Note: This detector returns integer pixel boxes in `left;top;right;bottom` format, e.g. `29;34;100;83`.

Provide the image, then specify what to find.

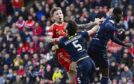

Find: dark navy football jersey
88;17;118;51
59;31;89;62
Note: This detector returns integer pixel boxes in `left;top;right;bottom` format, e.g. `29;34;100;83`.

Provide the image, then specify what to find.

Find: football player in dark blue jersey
58;20;101;84
87;7;133;84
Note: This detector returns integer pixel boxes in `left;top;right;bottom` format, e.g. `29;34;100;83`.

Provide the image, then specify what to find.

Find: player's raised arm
111;33;133;48
39;36;54;43
87;24;100;36
105;22;118;32
77;18;104;29
77;21;96;29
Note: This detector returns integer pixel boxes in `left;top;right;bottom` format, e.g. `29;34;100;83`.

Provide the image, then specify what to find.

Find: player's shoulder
50;23;55;29
50;23;59;30
78;31;87;34
106;17;115;24
104;18;115;27
108;19;115;24
77;31;88;36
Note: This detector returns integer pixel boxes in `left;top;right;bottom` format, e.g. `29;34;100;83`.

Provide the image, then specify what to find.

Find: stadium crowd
0;0;134;84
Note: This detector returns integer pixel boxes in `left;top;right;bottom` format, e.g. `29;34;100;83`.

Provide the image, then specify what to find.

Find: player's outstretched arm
39;36;54;43
111;34;133;48
77;21;96;29
87;25;100;36
105;22;118;32
39;36;61;51
77;18;104;29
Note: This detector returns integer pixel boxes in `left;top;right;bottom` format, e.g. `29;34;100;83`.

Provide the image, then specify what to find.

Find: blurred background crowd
0;0;134;84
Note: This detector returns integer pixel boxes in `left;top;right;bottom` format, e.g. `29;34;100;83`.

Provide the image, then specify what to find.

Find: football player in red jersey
49;7;76;84
42;7;102;84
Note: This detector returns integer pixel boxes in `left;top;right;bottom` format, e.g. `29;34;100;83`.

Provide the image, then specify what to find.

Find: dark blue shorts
77;57;95;84
87;46;108;69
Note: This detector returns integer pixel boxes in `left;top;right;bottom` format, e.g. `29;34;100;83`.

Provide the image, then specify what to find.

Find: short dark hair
112;7;123;22
66;21;77;36
50;7;61;16
113;7;122;15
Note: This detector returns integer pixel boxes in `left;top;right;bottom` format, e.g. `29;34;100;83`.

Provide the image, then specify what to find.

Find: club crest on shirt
55;29;65;36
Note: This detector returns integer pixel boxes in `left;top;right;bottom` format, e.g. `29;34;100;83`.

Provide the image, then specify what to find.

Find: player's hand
118;28;125;35
94;18;105;25
94;18;101;25
41;36;54;43
100;17;106;21
125;43;133;48
52;44;59;51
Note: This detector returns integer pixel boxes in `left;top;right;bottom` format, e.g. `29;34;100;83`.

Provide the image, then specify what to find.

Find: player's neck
55;22;64;25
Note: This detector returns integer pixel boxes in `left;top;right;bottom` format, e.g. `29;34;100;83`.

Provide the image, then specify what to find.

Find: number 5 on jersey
72;40;82;51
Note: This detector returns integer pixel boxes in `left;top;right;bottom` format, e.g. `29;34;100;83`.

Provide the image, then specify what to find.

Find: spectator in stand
121;65;133;83
32;22;43;36
52;67;63;83
0;0;6;20
128;16;134;29
111;0;122;8
24;15;35;32
20;7;28;20
44;64;53;83
12;11;20;23
121;51;133;67
11;0;24;12
109;61;118;80
16;16;25;31
3;53;12;66
4;0;14;15
36;6;45;22
5;15;14;27
0;69;6;84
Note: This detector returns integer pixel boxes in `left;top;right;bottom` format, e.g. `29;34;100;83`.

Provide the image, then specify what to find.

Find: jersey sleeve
110;33;126;46
46;25;54;37
58;38;64;48
51;26;55;38
105;22;118;32
81;31;89;38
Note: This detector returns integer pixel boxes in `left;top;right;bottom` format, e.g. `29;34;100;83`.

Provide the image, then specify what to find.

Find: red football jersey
51;22;72;71
51;22;67;38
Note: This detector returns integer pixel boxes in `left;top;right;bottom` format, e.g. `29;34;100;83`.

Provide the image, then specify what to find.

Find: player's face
53;10;64;24
116;13;122;23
